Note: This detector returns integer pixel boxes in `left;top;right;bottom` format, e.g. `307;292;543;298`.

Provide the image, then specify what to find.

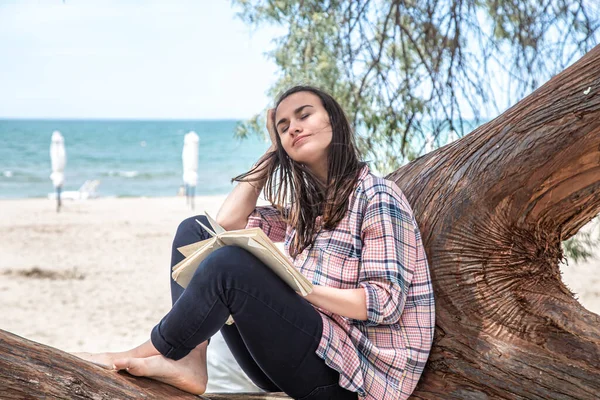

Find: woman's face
274;91;333;169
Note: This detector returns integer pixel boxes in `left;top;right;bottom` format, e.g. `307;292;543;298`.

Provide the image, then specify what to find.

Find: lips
292;134;311;147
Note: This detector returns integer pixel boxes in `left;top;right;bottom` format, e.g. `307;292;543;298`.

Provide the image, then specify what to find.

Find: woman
76;86;435;399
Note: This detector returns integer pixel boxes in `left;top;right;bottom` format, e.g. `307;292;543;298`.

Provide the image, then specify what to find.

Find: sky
0;0;285;119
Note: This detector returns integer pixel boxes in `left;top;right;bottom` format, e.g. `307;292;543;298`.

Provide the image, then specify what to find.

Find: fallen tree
390;45;600;399
0;328;286;399
1;45;599;400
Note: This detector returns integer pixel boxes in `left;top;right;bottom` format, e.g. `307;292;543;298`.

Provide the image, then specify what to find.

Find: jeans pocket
297;382;357;400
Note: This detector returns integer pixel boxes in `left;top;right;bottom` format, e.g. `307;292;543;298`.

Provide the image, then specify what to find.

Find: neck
307;158;328;185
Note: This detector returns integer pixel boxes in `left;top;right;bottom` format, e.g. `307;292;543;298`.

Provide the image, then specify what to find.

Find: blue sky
0;0;284;119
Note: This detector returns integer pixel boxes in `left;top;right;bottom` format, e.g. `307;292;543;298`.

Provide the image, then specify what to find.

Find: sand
559;219;600;312
0;196;598;372
0;196;228;353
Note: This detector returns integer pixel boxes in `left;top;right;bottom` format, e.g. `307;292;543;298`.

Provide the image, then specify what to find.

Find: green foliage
232;0;600;260
233;0;598;174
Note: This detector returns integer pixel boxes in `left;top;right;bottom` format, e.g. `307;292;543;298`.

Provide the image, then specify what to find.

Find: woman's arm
304;286;368;321
355;188;417;326
305;186;418;324
216;110;277;230
216;147;275;230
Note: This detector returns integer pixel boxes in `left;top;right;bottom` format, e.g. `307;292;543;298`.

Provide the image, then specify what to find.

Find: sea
0;119;271;199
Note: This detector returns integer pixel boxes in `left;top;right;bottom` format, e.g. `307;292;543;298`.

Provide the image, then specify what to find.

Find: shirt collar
357;164;370;182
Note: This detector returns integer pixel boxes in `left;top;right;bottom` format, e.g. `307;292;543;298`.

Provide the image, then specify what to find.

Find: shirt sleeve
245;205;288;243
358;187;417;326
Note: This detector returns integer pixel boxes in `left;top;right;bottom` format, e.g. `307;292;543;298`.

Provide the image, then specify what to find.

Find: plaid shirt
246;166;435;399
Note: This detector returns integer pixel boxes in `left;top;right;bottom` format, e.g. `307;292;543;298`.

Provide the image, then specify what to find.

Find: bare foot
113;342;208;395
71;352;118;370
72;340;160;370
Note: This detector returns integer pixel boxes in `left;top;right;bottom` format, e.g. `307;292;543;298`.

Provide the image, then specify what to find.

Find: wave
0;119;268;197
101;170;177;180
0;170;46;182
104;170;139;178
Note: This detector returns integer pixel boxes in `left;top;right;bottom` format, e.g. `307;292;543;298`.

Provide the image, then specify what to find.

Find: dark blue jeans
150;216;357;400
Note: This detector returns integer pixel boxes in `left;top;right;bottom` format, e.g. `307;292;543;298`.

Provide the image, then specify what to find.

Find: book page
221;230;293;275
172;214;305;324
179;213;229;257
172;237;223;288
235;229;312;295
273;242;285;255
172;226;313;296
220;232;312;296
204;211;226;234
195;219;217;237
221;234;307;294
177;237;214;258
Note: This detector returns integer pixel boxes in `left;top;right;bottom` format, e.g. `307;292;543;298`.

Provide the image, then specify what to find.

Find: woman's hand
217;110;279;230
253;108;278;168
266;108;277;153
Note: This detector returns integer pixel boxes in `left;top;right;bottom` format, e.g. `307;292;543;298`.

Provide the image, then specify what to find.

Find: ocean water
0;119;270;198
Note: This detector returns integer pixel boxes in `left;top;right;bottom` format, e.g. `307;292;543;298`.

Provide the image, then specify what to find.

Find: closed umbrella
50;130;66;212
182;131;199;210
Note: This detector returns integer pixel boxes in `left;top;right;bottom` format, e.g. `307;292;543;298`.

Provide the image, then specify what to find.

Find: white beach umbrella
50;130;66;212
182;131;199;209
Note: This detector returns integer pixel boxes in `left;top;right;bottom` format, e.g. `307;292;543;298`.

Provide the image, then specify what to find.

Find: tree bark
0;329;287;399
387;45;600;399
1;46;599;400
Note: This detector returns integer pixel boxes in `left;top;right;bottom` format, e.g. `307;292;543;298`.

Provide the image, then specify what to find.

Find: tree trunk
0;329;286;399
387;45;600;399
1;47;599;399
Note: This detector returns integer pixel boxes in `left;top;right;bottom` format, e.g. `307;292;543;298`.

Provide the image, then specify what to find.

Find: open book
171;212;313;298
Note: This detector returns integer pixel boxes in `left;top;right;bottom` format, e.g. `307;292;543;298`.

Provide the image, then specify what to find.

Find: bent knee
191;246;281;292
173;215;210;247
176;215;208;235
204;246;252;267
200;246;256;277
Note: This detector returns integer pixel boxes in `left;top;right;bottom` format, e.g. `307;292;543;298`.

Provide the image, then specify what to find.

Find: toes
113;358;131;371
114;358;146;376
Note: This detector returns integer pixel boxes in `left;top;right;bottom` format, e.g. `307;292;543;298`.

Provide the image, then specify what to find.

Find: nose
288;119;302;135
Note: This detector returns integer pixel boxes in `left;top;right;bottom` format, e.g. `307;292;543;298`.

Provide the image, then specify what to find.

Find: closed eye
280;114;310;134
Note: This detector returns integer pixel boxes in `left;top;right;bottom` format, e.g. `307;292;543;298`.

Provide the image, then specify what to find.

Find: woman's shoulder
352;166;417;227
355;165;407;204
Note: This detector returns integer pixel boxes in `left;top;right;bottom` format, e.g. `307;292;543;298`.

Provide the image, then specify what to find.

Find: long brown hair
234;86;365;258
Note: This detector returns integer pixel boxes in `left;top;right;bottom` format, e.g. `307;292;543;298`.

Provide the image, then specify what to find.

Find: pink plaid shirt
246;165;435;399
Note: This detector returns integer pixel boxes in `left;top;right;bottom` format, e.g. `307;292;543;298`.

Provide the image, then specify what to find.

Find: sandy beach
1;196;598;373
0;196;229;354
